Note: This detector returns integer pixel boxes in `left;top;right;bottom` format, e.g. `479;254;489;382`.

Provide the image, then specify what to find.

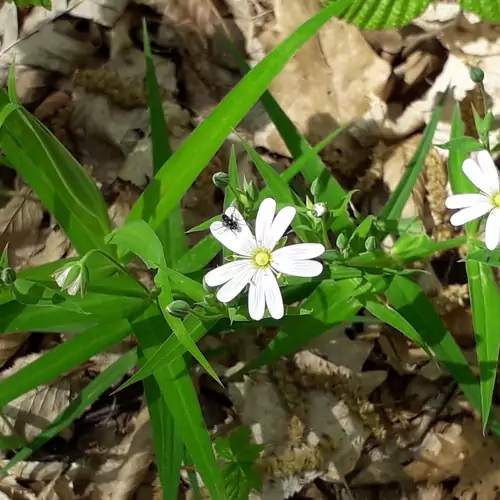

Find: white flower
52;263;87;297
205;198;325;320
445;150;500;250
312;202;327;218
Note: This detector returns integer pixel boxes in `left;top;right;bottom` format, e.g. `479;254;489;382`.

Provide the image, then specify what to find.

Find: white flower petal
216;266;256;303
210;221;256;256
204;260;252;287
54;267;71;288
272;258;323;277
272;243;325;260
248;271;265;320
462;158;495;195
66;275;82;296
224;205;254;243
449;202;492;226
485;207;500;250
256;198;276;246
263;271;283;319
445;193;491;209
267;206;296;249
477;150;500;195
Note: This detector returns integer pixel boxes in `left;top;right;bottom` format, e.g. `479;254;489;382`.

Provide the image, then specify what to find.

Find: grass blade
122;0;353;254
385;275;483;411
143;21;187;266
0;320;131;407
380;90;447;220
142;370;183;498
131;307;225;500
466;259;500;428
0;349;138;479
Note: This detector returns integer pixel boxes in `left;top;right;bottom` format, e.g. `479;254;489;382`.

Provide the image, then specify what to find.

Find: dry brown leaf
0;353;73;442
0;187;45;270
87;406;155;500
0;333;30;371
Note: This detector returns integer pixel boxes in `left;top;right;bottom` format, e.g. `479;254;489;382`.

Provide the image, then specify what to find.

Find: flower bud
212;172;230;189
244;180;258;202
469;66;484;83
365;236;377;252
0;267;16;285
52;263;88;297
336;233;347;250
166;300;191;318
312;202;327;218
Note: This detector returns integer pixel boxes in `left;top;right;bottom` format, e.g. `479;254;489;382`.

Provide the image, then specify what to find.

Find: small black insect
222;213;240;232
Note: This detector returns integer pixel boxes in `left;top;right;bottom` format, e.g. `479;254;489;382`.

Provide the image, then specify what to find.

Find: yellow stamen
254;250;271;268
493;193;500;207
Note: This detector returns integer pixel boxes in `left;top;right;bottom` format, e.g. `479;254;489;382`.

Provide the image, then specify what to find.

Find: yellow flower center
493;193;500;207
253;250;271;268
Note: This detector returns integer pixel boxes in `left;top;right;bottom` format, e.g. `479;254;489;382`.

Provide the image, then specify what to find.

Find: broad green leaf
0;92;111;254
0;276;148;333
108;220;218;382
12;279;87;314
0;349;137;479
122;0;353;256
0;320;131;407
385;275;483;412
380;90;447;221
215;427;263;500
131;307;225;500
143;22;187;266
107;220;167;270
461;0;500;23
391;234;467;262
327;0;432;28
142;363;183;499
466;259;500;428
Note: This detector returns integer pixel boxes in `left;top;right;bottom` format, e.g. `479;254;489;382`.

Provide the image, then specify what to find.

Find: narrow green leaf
142;366;183;499
0;94;111;254
380;90;447;220
122;0;353;255
436;136;484;152
0;320;131;407
143;21;187;266
391;234;467;262
466;259;500;428
7;62;20;105
0;349;138;479
131;307;225;500
225;38;353;233
385;275;483;412
174;236;221;275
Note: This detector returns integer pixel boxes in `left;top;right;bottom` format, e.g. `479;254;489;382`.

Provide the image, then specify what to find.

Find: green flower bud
310;178;321;198
365;236;377;252
212;172;230;189
245;180;258;202
469;66;485;83
0;267;16;285
166;300;191;318
336;233;347;250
